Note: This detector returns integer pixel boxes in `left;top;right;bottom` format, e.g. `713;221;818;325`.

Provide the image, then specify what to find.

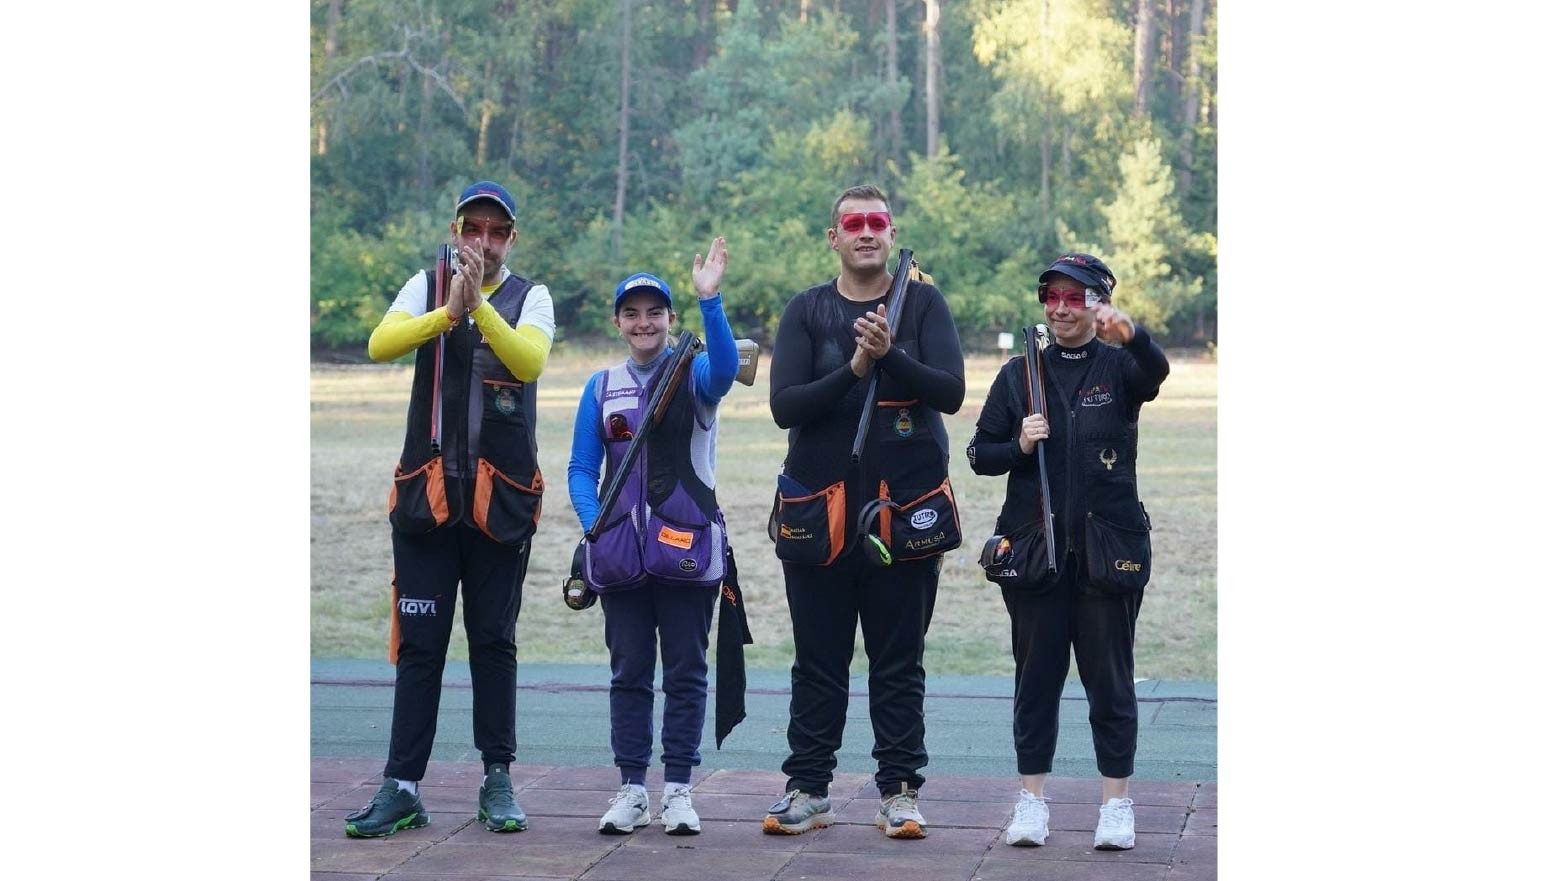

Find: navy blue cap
614;272;673;313
1038;253;1117;298
455;181;517;220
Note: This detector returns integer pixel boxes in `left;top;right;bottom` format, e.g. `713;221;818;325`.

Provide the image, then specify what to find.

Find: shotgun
1023;324;1058;577
849;248;916;464
429;244;455;456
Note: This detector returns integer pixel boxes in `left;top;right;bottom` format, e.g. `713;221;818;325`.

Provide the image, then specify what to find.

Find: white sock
626;783;648;797
394;779;418;796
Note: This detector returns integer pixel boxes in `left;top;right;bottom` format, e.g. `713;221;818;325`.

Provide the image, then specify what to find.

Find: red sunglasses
837;212;892;234
1037;284;1101;310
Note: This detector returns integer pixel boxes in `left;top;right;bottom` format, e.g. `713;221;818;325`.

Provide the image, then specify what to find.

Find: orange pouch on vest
772;481;846;567
472;459;544;546
389;456;451;534
879;477;963;561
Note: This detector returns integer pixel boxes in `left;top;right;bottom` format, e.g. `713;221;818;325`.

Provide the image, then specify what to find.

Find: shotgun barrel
1024;324;1058;576
849;248;915;464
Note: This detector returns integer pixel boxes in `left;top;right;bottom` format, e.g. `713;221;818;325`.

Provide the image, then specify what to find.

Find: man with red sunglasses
763;185;966;839
347;182;556;839
965;252;1169;851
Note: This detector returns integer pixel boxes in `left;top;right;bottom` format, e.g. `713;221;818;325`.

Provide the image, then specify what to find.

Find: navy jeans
599;581;718;785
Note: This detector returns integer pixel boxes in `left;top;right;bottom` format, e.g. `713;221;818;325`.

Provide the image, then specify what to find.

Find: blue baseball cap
613;272;673;313
455;181;517;220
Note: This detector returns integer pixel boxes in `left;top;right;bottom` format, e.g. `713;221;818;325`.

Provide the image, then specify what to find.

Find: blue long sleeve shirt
568;294;738;533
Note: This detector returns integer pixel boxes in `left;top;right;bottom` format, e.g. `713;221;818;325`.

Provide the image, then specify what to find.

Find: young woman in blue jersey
566;237;741;836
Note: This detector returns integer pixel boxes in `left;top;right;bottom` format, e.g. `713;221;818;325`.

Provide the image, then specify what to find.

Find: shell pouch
1082;506;1153;594
772;480;846;567
389;456;451;534
875;478;962;562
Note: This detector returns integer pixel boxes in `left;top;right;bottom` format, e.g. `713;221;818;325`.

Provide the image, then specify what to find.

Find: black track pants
384;522;528;781
780;552;940;797
1000;565;1143;778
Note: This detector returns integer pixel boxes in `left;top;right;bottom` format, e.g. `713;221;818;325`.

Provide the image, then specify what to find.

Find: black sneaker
344;780;430;838
479;765;528;832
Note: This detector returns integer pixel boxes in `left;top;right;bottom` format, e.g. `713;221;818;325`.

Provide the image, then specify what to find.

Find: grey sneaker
1004;790;1049;846
598;784;651;834
659;783;701;835
1093;797;1136;849
478;765;528;832
761;789;834;835
875;788;928;839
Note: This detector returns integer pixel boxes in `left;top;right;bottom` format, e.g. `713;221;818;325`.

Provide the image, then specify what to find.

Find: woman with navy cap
566;238;741;836
966;253;1169;851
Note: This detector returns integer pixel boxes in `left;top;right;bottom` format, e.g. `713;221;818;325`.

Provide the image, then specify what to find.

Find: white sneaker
1093;797;1136;849
598;784;651;834
659;783;701;835
875;788;928;839
1004;790;1049;846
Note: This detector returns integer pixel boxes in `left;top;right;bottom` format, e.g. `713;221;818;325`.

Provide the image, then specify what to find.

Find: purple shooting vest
582;358;727;592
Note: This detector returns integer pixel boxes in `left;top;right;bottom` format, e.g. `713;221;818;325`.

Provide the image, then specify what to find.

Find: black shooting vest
781;280;954;558
390;269;542;545
997;340;1148;566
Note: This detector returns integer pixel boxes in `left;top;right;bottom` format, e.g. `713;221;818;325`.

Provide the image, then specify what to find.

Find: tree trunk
885;0;900;165
694;0;714;70
476;59;494;167
800;0;810;22
613;0;633;257
1039;133;1051;217
1133;0;1157;118
1177;0;1207;195
1166;0;1185;109
416;65;433;196
1038;0;1050;215
316;0;342;156
923;0;940;158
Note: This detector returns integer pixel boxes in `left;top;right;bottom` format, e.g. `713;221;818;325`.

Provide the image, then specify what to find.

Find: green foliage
311;0;1217;352
1097;138;1203;335
311;206;441;348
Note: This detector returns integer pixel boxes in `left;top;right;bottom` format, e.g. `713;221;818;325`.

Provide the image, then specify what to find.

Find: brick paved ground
311;758;1216;880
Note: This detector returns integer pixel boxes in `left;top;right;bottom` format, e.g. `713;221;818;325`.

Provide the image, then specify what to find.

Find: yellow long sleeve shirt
367;276;553;382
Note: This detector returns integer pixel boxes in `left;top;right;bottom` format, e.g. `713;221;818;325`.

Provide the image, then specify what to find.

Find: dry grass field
311;346;1216;679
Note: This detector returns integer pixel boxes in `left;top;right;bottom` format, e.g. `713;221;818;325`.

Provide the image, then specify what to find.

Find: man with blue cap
567;238;742;835
345;181;555;838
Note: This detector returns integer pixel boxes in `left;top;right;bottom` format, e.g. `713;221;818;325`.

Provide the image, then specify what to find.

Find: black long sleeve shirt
770;278;966;539
967;327;1169;556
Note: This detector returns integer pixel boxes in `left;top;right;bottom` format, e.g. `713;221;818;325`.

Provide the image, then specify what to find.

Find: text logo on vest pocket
398;597;438;616
679;559;699;572
905;531;947;552
657;526;695;549
1115;560;1143;572
909;509;938;530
